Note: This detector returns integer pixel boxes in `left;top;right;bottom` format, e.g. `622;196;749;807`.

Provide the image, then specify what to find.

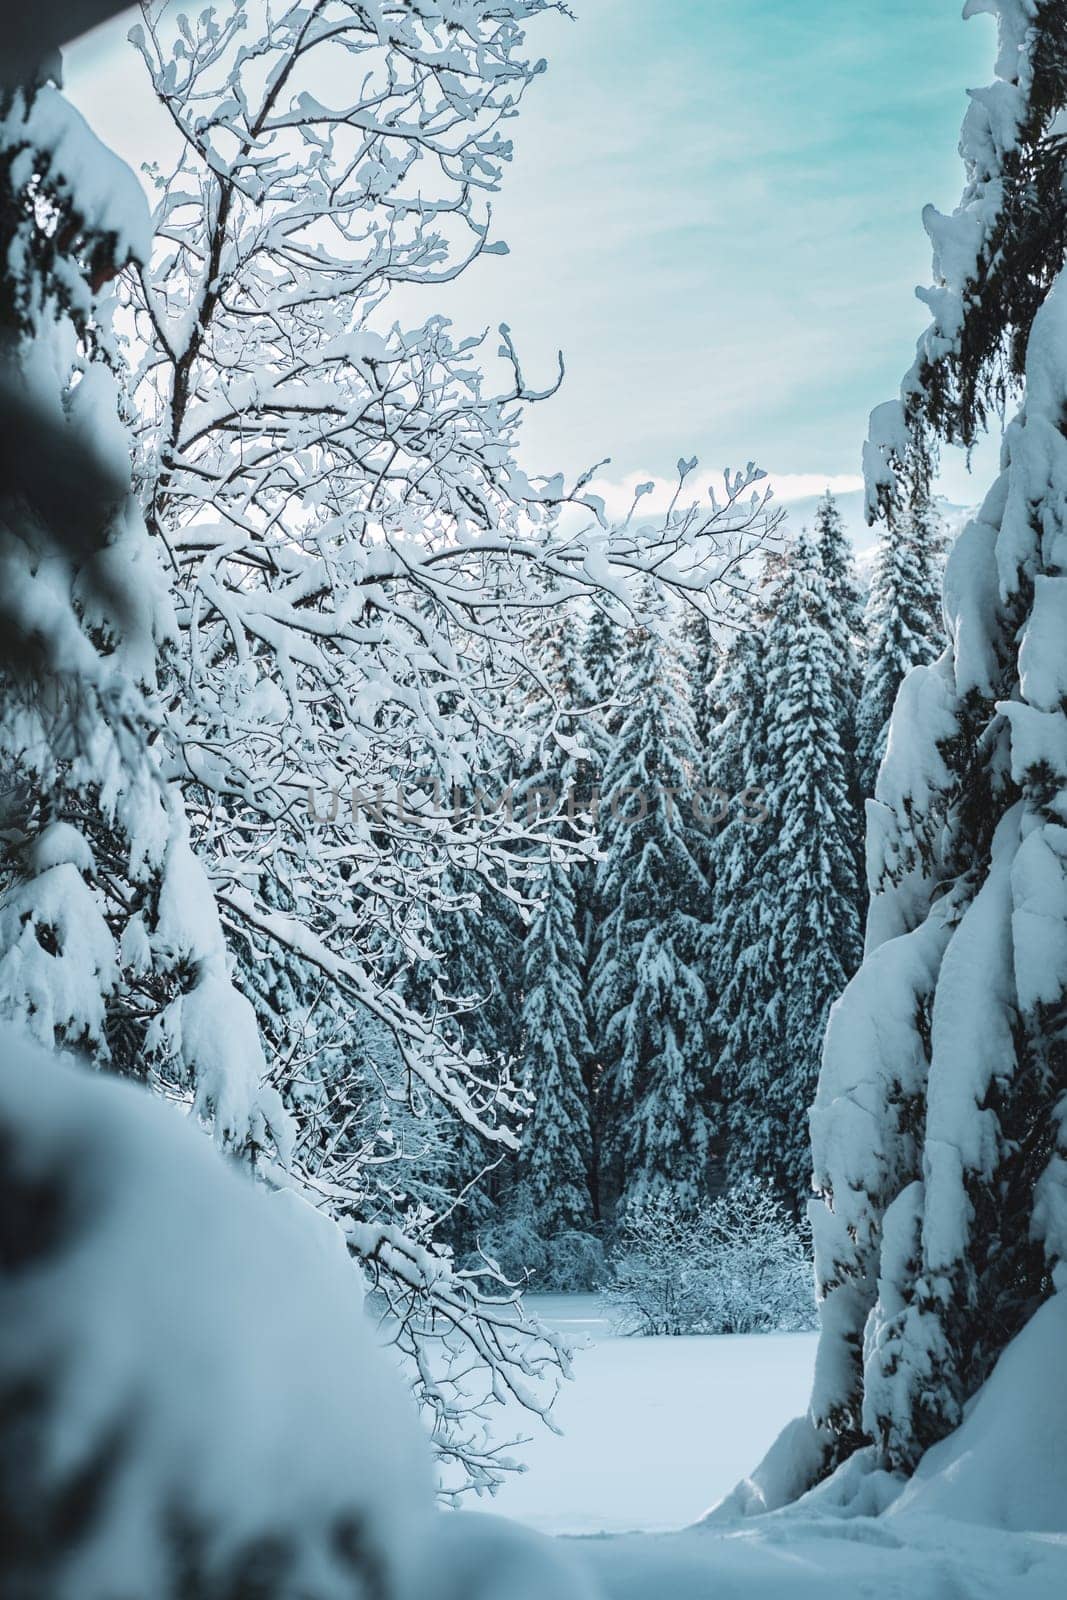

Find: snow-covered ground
454;1292;1067;1599
476;1294;816;1536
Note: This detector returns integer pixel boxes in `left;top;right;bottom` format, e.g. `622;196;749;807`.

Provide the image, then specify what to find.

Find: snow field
472;1294;818;1535
451;1292;1067;1597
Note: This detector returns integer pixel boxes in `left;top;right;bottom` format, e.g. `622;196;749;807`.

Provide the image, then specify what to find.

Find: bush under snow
603;1181;816;1337
475;1183;606;1292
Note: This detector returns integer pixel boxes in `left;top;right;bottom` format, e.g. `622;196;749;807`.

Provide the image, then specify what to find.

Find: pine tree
779;0;1067;1495
579;604;625;933
583;606;625;742
518;854;595;1241
682;608;719;756
856;486;947;794
713;540;863;1206
509;605;599;1243
813;491;865;886
761;535;863;1197
705;605;776;1195
815;490;865;647
0;61;288;1160
590;603;713;1213
427;859;525;1254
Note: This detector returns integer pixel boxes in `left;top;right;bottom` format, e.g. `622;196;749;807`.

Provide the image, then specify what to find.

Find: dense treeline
441;491;947;1283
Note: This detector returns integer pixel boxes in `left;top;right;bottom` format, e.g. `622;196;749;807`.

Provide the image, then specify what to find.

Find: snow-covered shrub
541;1228;608;1293
604;1181;815;1337
703;1179;817;1335
602;1193;712;1336
477;1188;605;1292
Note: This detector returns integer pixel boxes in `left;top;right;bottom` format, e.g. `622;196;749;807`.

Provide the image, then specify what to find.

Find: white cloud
761;472;865;503
583;468;863;521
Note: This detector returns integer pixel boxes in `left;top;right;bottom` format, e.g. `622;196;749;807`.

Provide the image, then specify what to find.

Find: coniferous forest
4;3;1067;1598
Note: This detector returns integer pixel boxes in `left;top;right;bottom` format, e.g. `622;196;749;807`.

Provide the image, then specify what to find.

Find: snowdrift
706;1283;1067;1539
889;1289;1067;1534
5;1029;1064;1600
0;1032;431;1598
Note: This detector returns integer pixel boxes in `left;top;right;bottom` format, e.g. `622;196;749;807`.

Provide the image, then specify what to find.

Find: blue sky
67;0;1001;511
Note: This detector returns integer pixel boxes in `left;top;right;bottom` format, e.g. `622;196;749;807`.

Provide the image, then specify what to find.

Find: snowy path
473;1293;817;1535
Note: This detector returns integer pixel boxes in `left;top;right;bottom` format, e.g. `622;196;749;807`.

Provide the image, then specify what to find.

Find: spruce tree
856;487;947;795
0;61;288;1160
705;606;776;1195
813;491;865;888
572;605;627;1210
583;606;624;745
762;535;863;1198
775;0;1067;1495
579;604;625;921
511;605;598;1242
411;858;524;1255
518;854;595;1243
682;608;719;755
590;604;713;1213
815;490;866;647
713;540;863;1206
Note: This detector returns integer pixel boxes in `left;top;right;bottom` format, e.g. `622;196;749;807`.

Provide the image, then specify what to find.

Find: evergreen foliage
519;855;595;1241
857;488;947;795
797;0;1067;1493
512;606;598;1255
682;608;719;756
705;616;775;1193
590;606;713;1213
0;63;289;1159
712;539;863;1205
814;491;866;651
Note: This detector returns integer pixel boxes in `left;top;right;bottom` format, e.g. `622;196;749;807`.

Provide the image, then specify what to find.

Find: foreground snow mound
0;1032;432;1599
580;1512;1067;1600
890;1289;1067;1533
422;1514;598;1600
707;1288;1067;1540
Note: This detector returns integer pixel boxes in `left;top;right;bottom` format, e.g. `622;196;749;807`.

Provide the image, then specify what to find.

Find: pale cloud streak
584;469;863;523
65;2;995;506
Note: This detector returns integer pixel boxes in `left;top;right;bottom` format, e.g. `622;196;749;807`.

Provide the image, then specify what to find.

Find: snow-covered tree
120;1;773;1128
0;56;289;1159
518;854;595;1245
712;538;862;1205
513;597;599;1223
705;602;776;1191
682;607;719;755
757;534;862;1201
814;489;865;647
813;491;865;889
418;859;525;1253
777;0;1067;1494
583;606;625;741
102;2;778;1491
590;601;714;1213
576;604;625;1081
856;486;947;795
